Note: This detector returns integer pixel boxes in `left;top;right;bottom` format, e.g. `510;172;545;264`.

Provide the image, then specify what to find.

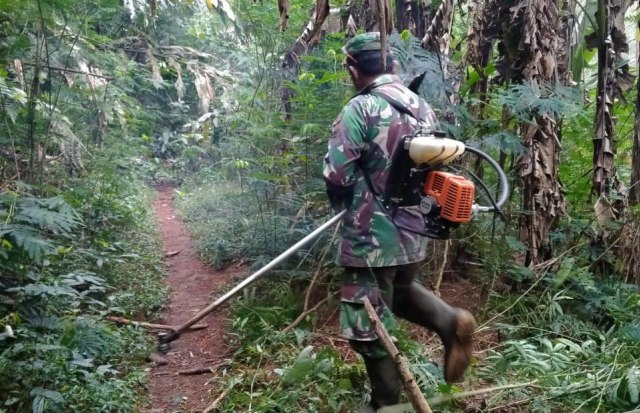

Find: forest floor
146;187;245;413
146;187;487;412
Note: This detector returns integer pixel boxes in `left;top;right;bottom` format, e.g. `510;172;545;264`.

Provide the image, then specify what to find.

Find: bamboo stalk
362;297;433;413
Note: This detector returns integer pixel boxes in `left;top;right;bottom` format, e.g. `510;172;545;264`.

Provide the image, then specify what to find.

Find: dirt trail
147;187;243;413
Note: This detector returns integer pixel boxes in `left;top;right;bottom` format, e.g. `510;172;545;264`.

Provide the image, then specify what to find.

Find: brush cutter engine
380;130;505;239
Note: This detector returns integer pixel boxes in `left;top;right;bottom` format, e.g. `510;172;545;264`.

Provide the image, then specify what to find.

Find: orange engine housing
424;171;475;223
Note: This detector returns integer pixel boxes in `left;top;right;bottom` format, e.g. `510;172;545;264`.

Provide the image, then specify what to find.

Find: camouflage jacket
323;74;440;267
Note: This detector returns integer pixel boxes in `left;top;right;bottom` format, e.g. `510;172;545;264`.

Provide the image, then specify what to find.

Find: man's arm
323;102;367;211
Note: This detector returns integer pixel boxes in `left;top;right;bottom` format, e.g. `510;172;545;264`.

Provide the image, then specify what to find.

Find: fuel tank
407;135;465;165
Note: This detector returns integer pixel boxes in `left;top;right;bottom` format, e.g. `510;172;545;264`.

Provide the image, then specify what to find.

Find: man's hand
326;182;354;212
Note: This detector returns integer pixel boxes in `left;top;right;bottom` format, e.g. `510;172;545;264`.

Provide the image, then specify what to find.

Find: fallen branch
106;316;208;331
363;297;433;413
431;381;537;405
282;292;338;333
378;381;537;413
21;62;114;80
203;384;234;413
177;362;228;375
487;382;599;412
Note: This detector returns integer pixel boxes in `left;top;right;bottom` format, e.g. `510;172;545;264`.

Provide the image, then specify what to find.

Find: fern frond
0;77;28;124
0;223;53;262
495;82;583;121
14;196;82;235
0;195;81;261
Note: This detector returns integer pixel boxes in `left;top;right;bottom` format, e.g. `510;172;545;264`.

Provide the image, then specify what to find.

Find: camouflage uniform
323;33;440;355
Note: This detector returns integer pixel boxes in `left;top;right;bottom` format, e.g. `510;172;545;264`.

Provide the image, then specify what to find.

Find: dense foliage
1;0;640;412
0;1;187;411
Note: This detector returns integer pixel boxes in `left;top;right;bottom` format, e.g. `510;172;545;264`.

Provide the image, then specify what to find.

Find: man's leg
341;267;403;411
391;263;477;383
351;341;402;411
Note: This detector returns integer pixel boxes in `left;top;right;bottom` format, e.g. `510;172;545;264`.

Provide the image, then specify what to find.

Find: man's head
343;32;397;90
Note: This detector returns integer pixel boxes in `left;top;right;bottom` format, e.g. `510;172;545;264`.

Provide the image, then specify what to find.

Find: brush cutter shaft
170;210;347;337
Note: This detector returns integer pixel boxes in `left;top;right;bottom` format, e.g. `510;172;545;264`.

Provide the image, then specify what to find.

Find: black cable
464;146;510;210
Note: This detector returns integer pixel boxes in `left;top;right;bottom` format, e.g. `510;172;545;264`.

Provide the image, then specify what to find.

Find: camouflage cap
342;32;389;56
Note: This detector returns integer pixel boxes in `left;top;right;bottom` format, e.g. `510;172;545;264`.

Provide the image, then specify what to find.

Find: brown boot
392;282;477;383
443;309;476;383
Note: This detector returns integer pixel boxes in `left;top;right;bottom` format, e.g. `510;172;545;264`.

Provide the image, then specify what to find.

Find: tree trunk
279;0;330;121
346;0;377;32
592;0;616;197
514;0;565;265
556;0;575;85
395;0;427;38
464;0;496;119
632;21;640;205
590;0;633;197
421;0;454;55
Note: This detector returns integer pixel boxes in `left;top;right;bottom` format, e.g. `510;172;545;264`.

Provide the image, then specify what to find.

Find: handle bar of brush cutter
159;210;347;345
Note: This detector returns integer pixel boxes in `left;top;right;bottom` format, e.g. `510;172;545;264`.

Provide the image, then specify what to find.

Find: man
323;32;477;412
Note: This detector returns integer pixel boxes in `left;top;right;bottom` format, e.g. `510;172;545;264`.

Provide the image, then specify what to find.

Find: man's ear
348;65;360;84
391;60;400;75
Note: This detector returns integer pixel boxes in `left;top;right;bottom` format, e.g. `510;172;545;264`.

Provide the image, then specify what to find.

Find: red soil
146;187;244;413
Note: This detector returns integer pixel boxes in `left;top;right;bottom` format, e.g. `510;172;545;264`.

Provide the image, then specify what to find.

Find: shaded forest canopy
1;0;640;412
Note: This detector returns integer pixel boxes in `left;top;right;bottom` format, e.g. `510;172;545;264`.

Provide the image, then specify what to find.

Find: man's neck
355;74;396;95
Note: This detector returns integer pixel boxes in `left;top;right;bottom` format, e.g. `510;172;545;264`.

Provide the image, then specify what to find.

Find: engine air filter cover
424;171;475;223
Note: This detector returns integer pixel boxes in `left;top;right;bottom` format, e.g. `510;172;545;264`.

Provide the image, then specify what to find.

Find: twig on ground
303;224;340;311
281;225;339;334
430;381;537;405
477;267;548;331
177;361;228;375
203;384;234;413
106;316;207;331
363;297;433;413
489;382;600;412
378;381;538;413
282;292;338;333
434;240;450;297
594;346;622;413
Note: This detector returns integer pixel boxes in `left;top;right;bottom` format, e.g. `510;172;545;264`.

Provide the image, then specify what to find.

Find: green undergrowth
176;175;481;412
178;172;640;412
203;278;450;412
473;270;640;412
0;160;167;413
176;170;327;270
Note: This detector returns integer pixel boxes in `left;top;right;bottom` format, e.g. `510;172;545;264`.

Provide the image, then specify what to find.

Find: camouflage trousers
340;261;426;359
